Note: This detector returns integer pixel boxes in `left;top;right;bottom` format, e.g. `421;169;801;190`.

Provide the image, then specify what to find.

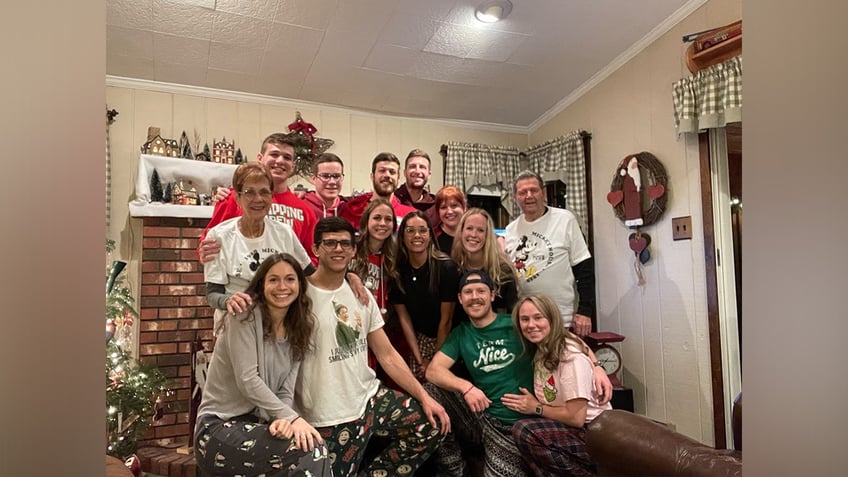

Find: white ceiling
107;0;701;128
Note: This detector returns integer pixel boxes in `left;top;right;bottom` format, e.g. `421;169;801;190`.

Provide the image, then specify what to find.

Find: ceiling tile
328;0;394;34
393;0;457;21
209;42;263;74
273;0;339;30
211;10;273;49
206;68;257;92
154;60;208;86
107;26;154;59
423;22;473;58
215;0;278;19
265;23;323;58
364;44;418;75
466;29;527;62
151;0;215;40
107;54;156;80
312;27;374;67
175;0;215;8
153;33;210;69
376;12;439;50
107;0;153;30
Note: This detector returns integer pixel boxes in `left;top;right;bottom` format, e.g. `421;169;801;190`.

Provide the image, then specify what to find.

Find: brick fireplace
137;216;214;448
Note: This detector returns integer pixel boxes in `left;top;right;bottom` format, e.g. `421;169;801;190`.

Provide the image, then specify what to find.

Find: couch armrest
586;410;741;477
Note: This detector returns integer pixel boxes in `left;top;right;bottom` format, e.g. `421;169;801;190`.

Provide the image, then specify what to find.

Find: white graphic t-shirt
204;217;311;331
295;281;384;427
504;207;591;325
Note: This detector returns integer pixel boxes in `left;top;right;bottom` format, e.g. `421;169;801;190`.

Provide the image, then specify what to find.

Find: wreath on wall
607;152;668;227
606;152;668;285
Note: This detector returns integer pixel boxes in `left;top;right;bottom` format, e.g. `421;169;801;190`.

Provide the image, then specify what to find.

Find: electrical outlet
672;216;693;240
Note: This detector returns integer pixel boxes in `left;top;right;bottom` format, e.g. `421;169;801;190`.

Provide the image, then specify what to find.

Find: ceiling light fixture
475;0;513;23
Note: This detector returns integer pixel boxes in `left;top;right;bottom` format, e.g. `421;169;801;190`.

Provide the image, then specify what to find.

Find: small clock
585;331;625;388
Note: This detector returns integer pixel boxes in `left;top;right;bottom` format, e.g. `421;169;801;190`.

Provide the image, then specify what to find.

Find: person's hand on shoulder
593;366;613;405
198;238;221;263
212;186;231;205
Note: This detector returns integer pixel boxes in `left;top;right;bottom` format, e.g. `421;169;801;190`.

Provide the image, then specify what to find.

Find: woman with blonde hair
502;294;611;476
451;208;518;314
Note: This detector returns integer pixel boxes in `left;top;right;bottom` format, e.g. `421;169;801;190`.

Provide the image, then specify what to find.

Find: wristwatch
534;403;544;416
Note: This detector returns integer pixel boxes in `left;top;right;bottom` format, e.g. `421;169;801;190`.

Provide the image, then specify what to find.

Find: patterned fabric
317;384;444;477
673;56;743;136
524;131;590;237
194;413;332;477
424;382;530;477
444;142;522;218
409;332;437;378
511;417;597;477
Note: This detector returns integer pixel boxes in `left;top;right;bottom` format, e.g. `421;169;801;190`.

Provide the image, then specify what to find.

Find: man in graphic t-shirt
503;170;596;336
295;216;450;477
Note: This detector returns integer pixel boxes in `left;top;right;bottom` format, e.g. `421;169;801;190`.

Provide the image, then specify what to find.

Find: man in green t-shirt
426;269;533;477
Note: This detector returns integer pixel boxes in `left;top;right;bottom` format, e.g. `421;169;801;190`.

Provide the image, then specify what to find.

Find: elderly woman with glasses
389;210;461;380
204;163;313;337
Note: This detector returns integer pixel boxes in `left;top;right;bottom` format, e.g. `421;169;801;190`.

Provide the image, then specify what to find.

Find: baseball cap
458;269;494;291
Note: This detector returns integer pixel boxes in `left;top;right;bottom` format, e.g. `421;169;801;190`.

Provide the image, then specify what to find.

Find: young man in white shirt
295;216;450;476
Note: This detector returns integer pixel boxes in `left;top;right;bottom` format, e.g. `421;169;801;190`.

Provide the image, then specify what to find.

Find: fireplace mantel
129;154;238;218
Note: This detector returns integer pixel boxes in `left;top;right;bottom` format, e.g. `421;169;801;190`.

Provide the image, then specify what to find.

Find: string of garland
609;151;668;226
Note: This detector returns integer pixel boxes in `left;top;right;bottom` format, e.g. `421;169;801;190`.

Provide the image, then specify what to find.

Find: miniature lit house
173;180;199;205
141;126;179;157
212;138;235;164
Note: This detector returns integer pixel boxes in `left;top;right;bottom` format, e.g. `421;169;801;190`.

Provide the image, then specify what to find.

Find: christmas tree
163;182;173;203
234;148;244;164
149;169;164;202
179;131;193;159
202;144;211;161
106;239;168;459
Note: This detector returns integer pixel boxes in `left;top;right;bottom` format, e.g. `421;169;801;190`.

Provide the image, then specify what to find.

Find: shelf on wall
685;35;741;74
129;154;238;218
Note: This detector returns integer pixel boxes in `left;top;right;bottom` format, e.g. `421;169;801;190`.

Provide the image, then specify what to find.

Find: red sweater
339;192;417;230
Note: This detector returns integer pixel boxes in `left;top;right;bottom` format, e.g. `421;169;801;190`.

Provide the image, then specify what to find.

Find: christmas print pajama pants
317;384;445;477
511;416;597;477
194;413;332;476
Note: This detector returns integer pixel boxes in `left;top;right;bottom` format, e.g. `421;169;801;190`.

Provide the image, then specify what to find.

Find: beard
373;179;396;197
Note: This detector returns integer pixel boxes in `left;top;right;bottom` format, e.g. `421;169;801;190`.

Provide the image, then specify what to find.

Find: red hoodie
302;190;347;219
339;192;417;231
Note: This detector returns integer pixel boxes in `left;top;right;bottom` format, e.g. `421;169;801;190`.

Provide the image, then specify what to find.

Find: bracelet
291;416;301;424
462;384;475;396
593;360;603;367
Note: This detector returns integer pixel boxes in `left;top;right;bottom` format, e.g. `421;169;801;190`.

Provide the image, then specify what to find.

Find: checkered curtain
444;142;522;218
673;56;742;136
525;131;589;235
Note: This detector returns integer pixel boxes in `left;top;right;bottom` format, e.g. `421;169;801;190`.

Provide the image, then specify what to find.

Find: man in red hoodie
302;152;348;219
339;152;417;231
197;133;318;262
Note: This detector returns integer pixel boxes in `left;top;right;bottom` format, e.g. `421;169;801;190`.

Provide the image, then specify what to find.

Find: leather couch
586;394;741;477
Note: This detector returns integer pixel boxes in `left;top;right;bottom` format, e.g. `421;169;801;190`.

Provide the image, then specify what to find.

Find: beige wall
530;0;741;444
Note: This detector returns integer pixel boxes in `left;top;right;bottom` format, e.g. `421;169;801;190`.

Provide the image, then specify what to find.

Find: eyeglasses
319;239;353;250
239;188;273;199
404;227;430;236
315;173;344;182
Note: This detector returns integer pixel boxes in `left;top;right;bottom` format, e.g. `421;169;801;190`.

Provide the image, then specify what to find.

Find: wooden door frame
698;131;728;449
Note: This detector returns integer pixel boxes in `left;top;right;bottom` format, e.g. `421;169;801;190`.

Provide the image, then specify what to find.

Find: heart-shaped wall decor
647;184;665;200
607;190;624;206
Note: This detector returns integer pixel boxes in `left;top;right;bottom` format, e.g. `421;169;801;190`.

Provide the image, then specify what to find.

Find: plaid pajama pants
511;417;597;476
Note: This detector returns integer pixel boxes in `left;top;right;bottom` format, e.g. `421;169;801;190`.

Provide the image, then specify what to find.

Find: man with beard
426;269;613;476
395;148;439;227
197;133;318;262
339;152;417;231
